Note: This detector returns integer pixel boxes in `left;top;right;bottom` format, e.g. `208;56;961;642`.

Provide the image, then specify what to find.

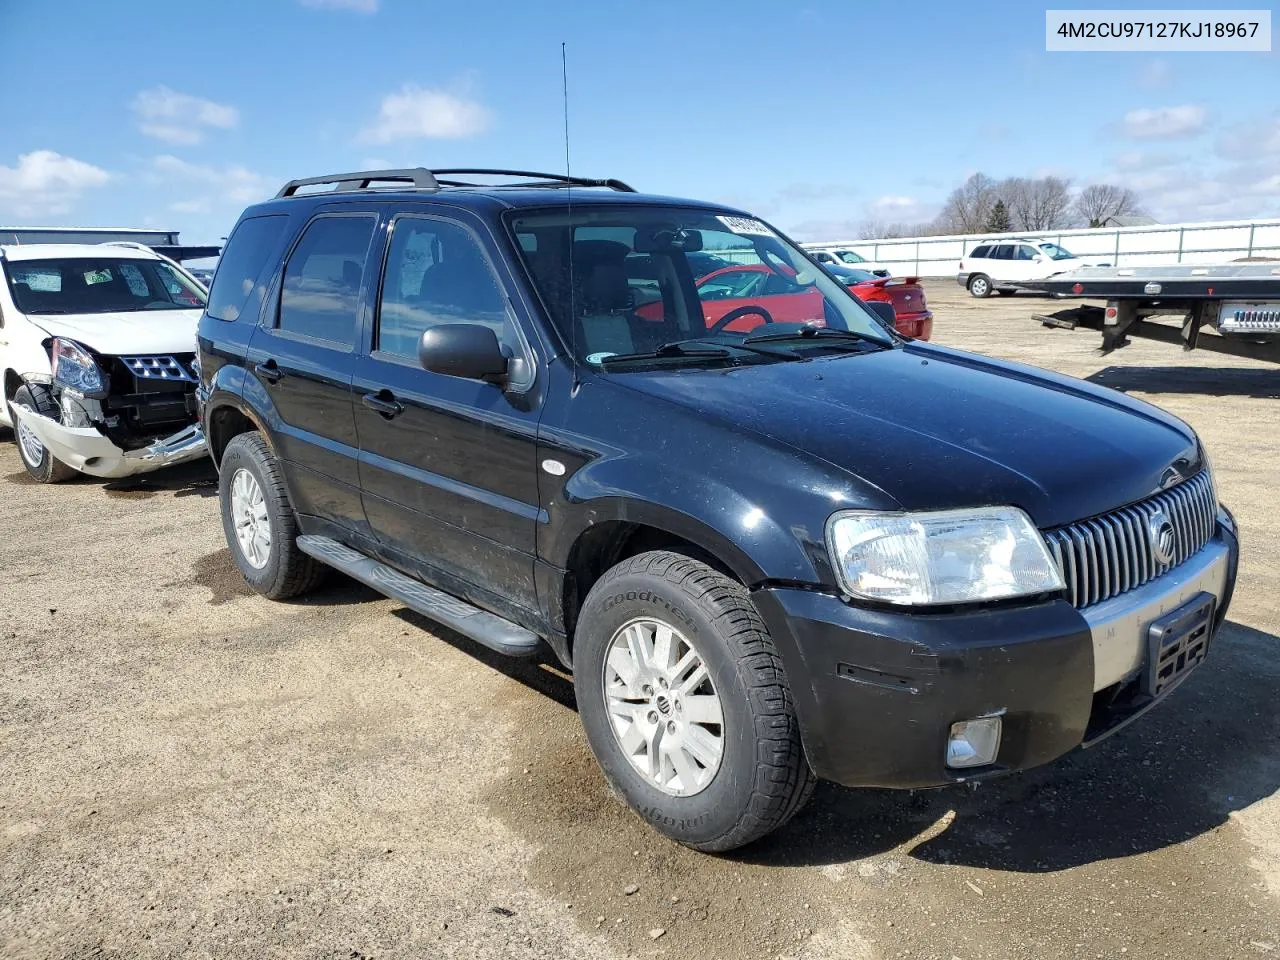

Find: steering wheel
709;305;775;335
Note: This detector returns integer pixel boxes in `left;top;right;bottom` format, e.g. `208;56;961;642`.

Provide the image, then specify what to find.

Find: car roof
0;242;163;262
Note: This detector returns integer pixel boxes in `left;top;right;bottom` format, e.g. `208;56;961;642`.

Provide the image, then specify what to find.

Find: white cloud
133;87;239;145
299;0;378;10
0;150;110;217
1114;160;1280;221
1218;113;1280;160
1112;150;1184;172
1137;59;1173;89
170;198;212;215
151;155;271;206
359;84;492;143
1120;105;1207;140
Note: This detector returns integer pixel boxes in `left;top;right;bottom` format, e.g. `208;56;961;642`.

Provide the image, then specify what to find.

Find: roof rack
430;169;636;192
274;166;635;199
275;168;441;198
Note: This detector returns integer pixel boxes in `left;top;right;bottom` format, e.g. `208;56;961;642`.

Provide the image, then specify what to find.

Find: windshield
508;206;894;367
4;257;207;315
836;250;867;264
1038;242;1076;261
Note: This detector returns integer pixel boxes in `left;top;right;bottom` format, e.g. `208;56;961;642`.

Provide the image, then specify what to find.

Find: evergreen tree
984;199;1011;233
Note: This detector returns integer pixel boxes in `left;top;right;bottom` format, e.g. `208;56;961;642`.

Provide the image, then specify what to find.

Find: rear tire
218;432;325;600
573;551;815;852
968;274;992;298
10;383;76;484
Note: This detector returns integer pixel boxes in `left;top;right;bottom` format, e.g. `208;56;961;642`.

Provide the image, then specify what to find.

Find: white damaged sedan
0;243;207;483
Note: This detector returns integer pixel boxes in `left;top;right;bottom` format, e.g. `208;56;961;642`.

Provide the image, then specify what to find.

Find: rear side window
969;245;992;258
278;215;376;347
991;244;1014;260
207;215;288;322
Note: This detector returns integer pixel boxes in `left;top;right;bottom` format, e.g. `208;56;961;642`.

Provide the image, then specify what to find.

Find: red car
694;264;933;339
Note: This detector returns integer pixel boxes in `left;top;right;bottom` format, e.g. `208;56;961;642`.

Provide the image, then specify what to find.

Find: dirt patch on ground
4;468;36;486
173;548;258;606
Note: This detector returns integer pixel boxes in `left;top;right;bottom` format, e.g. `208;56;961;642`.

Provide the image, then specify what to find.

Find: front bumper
751;517;1239;789
10;407;206;478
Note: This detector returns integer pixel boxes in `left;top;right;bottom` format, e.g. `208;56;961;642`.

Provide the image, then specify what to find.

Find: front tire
968;274;992;298
10;383;76;484
574;551;815;852
218;432;324;600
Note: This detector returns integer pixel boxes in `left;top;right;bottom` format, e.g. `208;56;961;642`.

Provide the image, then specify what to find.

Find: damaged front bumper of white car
11;405;206;479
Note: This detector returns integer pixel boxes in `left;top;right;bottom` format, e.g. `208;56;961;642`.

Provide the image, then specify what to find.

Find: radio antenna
562;41;580;391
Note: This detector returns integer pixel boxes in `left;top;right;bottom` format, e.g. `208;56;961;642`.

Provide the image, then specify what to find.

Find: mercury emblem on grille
1149;509;1177;566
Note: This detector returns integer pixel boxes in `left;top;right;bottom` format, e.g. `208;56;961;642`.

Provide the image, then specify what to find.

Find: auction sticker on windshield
717;215;774;237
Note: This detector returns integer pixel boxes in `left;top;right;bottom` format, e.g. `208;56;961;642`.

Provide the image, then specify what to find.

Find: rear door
987;243;1015;284
245;210;377;530
352;208;544;618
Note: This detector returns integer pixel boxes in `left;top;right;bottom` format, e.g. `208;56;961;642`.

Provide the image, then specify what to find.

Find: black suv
197;168;1239;852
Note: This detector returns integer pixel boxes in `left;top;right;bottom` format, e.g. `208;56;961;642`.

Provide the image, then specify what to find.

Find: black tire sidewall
969;274;991;297
573;569;760;847
218;437;288;594
12;385;55;481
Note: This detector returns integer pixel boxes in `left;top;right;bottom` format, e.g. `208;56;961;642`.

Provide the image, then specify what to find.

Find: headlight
51;338;106;396
826;506;1064;606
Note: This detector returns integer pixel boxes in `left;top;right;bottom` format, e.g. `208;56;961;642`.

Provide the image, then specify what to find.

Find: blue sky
1;0;1277;248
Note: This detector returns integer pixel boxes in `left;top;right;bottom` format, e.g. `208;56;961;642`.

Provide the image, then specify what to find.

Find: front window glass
1015;245;1038;261
5;257;207;315
836;250;867;264
508;206;894;367
1039;242;1076;261
376;216;518;361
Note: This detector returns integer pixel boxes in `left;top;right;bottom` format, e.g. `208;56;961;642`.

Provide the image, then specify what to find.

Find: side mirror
1033;254;1046;263
419;324;509;383
866;301;897;328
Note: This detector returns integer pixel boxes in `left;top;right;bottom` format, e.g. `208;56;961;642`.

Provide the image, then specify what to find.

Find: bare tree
857;219;918;240
935;173;998;234
998;176;1073;231
1075;184;1143;227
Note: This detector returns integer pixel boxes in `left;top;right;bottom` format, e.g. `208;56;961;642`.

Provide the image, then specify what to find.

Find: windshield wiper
599;337;803;367
743;327;889;349
597;341;734;366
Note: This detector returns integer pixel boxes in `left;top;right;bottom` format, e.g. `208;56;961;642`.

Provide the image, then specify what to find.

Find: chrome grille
121;355;196;383
1043;470;1217;609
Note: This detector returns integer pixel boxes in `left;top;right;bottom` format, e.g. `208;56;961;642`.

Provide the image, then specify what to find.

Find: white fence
803;218;1280;278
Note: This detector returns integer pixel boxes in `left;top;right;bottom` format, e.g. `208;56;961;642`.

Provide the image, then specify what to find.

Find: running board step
296;535;540;658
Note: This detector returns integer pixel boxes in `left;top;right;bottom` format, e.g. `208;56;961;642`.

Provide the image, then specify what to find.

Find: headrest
572;239;631;267
580;263;632;314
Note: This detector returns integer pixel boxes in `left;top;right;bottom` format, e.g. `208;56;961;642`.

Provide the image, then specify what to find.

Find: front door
352;210;543;620
245;211;377;529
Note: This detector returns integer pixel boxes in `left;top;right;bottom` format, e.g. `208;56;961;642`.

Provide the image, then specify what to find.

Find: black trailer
0;226;219;262
1022;263;1280;365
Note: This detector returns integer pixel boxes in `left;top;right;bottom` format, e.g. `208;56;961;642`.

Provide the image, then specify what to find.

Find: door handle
254;359;282;384
362;391;404;419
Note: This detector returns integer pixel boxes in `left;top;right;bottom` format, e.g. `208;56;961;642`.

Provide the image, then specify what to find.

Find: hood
611;343;1200;529
25;309;202;357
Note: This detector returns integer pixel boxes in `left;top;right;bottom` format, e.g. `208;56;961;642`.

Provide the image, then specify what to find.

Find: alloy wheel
601;617;725;796
230;468;271;569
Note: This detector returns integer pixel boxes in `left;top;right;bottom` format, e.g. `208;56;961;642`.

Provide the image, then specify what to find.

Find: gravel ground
2;282;1278;959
